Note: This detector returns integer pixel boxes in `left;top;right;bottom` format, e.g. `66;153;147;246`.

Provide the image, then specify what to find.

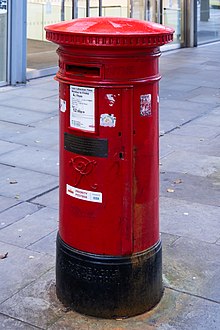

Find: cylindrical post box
45;17;174;318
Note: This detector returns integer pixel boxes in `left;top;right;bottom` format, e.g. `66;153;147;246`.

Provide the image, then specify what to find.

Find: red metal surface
45;18;174;256
45;17;173;35
45;17;173;48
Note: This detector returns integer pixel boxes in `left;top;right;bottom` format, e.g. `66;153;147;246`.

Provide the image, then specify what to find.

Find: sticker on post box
66;184;102;203
100;114;116;127
70;85;95;132
140;94;152;116
60;99;66;112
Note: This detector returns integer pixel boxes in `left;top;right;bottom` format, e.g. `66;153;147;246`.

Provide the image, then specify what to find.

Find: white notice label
70;85;95;132
66;184;102;203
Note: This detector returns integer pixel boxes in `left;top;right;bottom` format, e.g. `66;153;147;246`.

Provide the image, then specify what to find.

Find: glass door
197;0;220;44
26;0;73;79
136;0;185;48
143;0;160;21
162;0;184;46
0;0;8;85
26;0;129;79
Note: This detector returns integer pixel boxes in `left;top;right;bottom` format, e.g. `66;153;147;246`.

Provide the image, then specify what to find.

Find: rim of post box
45;17;174;48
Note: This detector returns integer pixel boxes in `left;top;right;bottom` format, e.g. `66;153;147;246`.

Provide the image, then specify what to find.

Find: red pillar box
45;17;174;318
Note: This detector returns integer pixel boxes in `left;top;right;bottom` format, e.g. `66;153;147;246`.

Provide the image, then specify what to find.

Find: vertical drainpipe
10;0;27;85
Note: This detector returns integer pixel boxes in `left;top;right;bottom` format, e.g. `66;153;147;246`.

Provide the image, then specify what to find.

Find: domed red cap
45;17;174;48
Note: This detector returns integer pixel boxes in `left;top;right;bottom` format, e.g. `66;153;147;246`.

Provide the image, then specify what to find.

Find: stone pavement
0;42;220;329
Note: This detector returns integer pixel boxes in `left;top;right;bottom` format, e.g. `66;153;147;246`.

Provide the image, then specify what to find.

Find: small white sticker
100;114;116;127
66;184;102;203
60;99;66;112
105;94;116;107
140;94;152;116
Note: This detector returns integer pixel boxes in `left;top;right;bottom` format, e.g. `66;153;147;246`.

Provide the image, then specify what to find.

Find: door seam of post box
121;87;134;255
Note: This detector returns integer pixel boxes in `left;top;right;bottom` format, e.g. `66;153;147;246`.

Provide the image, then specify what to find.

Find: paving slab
188;86;220;97
164;76;220;89
0;140;23;156
32;115;58;132
43;94;59;104
201;62;220;72
0;146;59;176
0;207;58;248
0;241;54;304
159;120;179;135
0;269;65;329
0;105;52;126
5;86;58;100
187;94;220;106
160;197;220;243
160;89;192;102
160;171;220;207
28;230;57;257
160;98;212;114
0;90;18;102
31;187;59;209
159;142;174;159
156;291;220;330
161;232;180;247
165;73;217;87
160;73;200;87
169;123;219;139
193;78;220;89
28;78;58;91
1;264;219;330
168;66;201;75
185;69;220;82
191;113;220;127
0;164;58;201
0;121;32;141
202;60;220;68
0;96;57;114
48;288;220;330
0;314;39;330
160;150;220;177
162;236;220;302
159;106;205;124
50;143;59;152
0;196;20;212
7;127;59;149
0;202;41;229
160;133;220;157
211;106;220;115
159;85;215;101
160;82;199;93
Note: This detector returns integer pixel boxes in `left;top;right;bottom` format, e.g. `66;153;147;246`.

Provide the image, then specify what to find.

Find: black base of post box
56;234;163;319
